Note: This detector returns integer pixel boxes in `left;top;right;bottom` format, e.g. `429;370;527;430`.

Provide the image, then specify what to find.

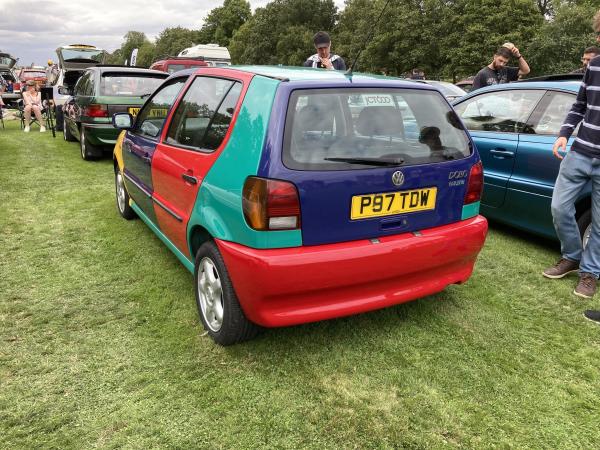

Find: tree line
107;0;600;80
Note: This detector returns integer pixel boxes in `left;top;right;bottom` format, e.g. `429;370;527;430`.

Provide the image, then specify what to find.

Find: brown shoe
542;258;579;279
574;273;597;299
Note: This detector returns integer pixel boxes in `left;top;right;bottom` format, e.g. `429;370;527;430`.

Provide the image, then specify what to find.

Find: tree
527;1;598;75
154;27;201;60
107;31;151;65
198;0;252;47
229;0;338;65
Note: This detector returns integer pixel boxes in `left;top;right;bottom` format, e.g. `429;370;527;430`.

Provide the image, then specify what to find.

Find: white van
178;44;231;67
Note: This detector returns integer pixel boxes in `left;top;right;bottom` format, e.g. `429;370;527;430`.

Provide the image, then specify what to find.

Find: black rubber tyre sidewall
80;126;100;161
63;119;76;141
54;107;64;131
577;209;592;248
114;169;136;220
193;241;259;346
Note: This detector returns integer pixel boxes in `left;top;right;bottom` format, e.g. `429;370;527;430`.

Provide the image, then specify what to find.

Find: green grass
1;119;599;449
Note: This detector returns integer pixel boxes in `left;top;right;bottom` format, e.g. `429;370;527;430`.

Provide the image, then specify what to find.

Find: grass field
1;119;600;448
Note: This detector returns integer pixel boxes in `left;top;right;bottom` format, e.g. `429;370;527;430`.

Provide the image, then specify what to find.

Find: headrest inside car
356;106;404;137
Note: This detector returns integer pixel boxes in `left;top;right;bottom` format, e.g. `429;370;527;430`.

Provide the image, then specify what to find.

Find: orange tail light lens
243;177;301;231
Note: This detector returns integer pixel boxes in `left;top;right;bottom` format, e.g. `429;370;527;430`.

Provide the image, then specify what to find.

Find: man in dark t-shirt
471;44;530;90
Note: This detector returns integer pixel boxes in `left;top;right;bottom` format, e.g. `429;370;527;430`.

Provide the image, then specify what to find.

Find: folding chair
18;88;56;137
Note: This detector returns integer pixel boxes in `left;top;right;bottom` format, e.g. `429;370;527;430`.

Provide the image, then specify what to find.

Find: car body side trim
152;196;183;222
123;170;151;198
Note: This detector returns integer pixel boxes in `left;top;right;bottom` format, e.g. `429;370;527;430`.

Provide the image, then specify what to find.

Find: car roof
454;80;581;104
87;66;168;76
163;65;439;91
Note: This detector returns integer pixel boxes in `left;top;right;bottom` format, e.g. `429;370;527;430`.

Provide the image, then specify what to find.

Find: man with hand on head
471;43;530;90
304;31;346;71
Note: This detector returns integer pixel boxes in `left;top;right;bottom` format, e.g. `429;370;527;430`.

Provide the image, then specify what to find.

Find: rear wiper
324;157;404;166
140;93;152;99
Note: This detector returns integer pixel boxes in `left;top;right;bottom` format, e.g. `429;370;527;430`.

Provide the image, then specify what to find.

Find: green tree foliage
154;27;202;60
229;0;338;65
107;31;152;66
198;0;252;47
527;1;599;75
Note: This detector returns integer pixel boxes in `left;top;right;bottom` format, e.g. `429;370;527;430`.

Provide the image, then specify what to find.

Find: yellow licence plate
128;107;140;117
351;187;437;220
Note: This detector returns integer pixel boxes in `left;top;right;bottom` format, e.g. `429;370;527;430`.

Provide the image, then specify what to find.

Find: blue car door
508;89;579;238
455;89;544;208
122;77;187;224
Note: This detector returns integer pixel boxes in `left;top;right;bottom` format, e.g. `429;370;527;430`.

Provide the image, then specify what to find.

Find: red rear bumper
216;215;488;327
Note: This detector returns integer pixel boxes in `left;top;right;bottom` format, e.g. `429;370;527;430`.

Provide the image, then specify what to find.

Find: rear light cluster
84;104;108;118
242;177;301;231
464;161;483;204
13;82;21;92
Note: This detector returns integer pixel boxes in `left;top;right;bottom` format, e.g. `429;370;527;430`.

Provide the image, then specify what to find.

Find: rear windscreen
282;88;471;170
100;74;165;96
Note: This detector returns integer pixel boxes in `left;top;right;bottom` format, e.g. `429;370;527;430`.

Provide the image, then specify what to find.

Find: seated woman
23;80;45;132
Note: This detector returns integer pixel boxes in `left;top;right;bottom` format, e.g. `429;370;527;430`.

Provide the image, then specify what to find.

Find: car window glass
165;77;241;151
454;90;544;133
74;73;90;96
533;92;578;136
134;78;186;139
283;88;471;170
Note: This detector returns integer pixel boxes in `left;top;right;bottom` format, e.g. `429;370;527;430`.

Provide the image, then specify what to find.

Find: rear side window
165;77;242;151
283;88;471;170
134;78;186;139
533;91;577;136
454;89;544;133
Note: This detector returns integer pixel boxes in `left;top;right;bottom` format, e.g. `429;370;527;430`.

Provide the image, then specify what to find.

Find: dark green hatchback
62;66;168;160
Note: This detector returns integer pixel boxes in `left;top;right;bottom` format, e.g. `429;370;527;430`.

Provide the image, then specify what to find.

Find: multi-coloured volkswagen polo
112;66;488;345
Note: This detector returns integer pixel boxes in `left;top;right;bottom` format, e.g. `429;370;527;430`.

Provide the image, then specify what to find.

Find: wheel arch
188;224;213;259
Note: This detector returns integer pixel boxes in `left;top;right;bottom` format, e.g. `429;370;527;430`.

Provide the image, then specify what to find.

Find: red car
18;68;47;88
149;57;208;74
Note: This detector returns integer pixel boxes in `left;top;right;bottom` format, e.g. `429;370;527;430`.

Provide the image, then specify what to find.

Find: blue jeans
551;150;600;278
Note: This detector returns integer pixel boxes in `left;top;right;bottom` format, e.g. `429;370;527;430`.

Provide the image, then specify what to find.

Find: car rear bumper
82;123;119;146
216;215;488;327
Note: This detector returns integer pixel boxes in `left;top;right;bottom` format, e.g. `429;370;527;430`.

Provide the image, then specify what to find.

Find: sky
0;0;346;67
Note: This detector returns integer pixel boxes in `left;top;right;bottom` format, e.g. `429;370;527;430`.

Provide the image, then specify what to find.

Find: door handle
489;148;515;158
142;153;152;164
182;173;198;185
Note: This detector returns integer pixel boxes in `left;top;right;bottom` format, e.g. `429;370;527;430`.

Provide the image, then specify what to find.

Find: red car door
151;70;251;258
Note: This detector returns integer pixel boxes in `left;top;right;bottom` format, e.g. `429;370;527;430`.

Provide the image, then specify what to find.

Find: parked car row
56;57;585;346
453;76;589;244
61;65;168;159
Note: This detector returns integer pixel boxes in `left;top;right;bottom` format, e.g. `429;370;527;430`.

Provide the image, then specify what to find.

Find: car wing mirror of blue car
112;113;133;130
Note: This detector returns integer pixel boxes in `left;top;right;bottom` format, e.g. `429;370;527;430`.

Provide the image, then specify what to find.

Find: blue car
453;77;591;244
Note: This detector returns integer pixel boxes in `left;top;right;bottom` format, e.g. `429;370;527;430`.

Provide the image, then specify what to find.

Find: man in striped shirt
543;10;600;321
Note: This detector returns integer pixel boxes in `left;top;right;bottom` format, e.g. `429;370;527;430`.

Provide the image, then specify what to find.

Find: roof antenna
346;0;391;75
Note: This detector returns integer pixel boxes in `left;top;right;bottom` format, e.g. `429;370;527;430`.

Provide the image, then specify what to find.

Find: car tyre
54;106;64;132
114;169;136;220
194;241;260;346
63;120;76;142
80;126;100;161
578;209;592;249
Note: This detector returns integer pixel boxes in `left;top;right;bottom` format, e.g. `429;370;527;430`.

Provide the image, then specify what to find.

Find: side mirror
57;86;71;95
112;113;133;130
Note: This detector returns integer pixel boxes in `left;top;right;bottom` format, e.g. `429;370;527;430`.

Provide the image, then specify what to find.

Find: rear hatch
0;52;17;69
56;45;105;70
262;84;480;246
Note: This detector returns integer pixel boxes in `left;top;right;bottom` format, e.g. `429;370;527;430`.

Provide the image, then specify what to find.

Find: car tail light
464;161;483;204
84;104;108;118
242;177;301;231
13;82;21;92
